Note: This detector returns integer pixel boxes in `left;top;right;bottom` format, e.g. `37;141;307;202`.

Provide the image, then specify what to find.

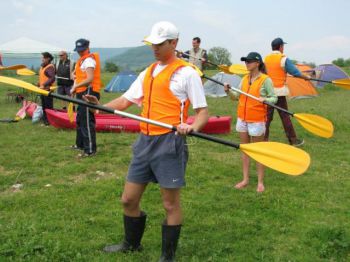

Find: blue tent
104;70;137;92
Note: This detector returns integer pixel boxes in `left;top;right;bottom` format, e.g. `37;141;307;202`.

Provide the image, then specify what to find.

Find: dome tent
286;64;318;99
104;70;137;93
204;72;241;97
314;64;350;88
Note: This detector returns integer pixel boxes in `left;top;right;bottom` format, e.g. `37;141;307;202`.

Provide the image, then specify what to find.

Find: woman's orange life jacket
75;53;101;93
237;74;269;122
140;59;190;136
264;52;286;88
39;63;55;89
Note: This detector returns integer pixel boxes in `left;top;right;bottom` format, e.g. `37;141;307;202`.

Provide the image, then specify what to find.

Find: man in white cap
84;21;208;261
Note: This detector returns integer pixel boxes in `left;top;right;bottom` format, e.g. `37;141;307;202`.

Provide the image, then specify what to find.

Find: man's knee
163;200;180;214
120;194;139;209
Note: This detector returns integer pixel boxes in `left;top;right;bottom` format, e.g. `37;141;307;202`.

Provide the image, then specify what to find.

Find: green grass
0;72;349;261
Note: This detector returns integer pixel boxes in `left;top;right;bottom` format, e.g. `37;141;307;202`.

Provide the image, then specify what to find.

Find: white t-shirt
80;57;96;71
123;64;207;109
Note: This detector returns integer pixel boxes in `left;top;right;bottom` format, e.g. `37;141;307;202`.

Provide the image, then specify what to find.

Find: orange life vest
140;59;190;136
237;74;269;122
264;52;286;87
75;53;101;93
39;64;55;88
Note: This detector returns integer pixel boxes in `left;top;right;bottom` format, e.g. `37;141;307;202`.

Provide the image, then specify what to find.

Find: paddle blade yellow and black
0;64;26;71
0;76;49;96
332;79;350;90
229;64;249;75
67;103;75;123
240;142;310;176
17;68;36;76
294;113;334;138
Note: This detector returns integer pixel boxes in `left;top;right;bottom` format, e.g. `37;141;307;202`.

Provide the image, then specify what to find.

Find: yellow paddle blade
0;76;49;96
0;64;26;70
332;78;350;90
294;113;334;138
17;68;36;76
240;142;310;176
50;86;58;91
229;64;249;75
218;64;232;74
67;103;74;123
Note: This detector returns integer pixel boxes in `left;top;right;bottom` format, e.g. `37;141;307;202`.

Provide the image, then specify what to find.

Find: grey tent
204;72;242;97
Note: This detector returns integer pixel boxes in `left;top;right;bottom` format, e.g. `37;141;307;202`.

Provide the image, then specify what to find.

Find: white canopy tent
0;37;73;68
0;37;68;58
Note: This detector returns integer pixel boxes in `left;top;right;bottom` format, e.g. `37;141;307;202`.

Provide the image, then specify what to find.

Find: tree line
332;58;350;67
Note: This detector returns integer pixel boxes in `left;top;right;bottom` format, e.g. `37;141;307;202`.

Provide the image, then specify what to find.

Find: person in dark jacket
56;51;74;109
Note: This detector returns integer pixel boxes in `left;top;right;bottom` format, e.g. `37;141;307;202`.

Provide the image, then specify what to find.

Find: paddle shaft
202;75;294;116
176;50;219;66
49;92;240;149
308;78;333;84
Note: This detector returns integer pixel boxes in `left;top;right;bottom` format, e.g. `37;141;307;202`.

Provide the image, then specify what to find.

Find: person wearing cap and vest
38;52;55;126
84;21;208;261
180;37;207;71
224;52;277;193
70;39;101;157
264;38;310;146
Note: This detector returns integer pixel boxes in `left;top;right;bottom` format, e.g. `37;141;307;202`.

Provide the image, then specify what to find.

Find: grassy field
0;71;349;261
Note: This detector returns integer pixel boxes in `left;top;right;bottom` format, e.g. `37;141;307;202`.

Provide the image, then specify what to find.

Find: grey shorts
127;132;189;188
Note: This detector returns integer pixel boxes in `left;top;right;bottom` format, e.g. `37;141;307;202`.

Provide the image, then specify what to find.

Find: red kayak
45;109;232;134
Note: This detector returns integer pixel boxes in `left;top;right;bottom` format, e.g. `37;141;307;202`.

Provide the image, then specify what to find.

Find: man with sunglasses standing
84;21;208;261
264;38;310;146
56;51;74;109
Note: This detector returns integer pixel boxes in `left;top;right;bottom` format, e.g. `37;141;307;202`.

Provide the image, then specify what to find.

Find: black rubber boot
103;212;146;253
159;223;182;262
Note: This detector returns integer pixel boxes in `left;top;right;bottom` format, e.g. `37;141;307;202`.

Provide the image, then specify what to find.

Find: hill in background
107;45;154;71
2;46;152;71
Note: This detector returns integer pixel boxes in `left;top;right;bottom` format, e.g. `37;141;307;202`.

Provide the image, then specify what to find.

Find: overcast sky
1;0;349;64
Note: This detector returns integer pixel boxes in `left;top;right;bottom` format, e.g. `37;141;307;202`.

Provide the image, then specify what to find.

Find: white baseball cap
143;21;179;45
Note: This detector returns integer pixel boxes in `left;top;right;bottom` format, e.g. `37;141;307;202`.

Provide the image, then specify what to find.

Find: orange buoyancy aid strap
264;53;287;88
140;59;190;135
39;63;55;86
75;53;101;93
237;74;269;122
